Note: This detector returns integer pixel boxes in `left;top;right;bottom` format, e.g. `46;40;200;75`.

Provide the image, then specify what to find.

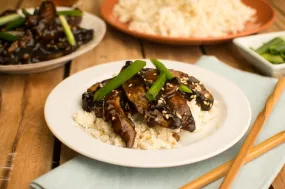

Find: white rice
113;0;256;37
73;99;218;150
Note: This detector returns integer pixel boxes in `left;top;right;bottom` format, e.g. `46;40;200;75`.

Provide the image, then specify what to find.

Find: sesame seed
195;85;202;92
160;97;166;103
162;110;167;114
158;99;163;105
161;87;164;91
112;116;116;120
128;83;133;87
176;113;182;119
153;73;157;75
165;114;170;119
167;83;173;87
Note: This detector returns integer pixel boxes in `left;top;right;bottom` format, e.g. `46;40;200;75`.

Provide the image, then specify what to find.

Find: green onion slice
22;9;31;16
0;32;19;42
146;73;166;101
150;59;192;93
4;17;25;31
93;60;146;101
58;10;83;16
59;15;76;46
0;13;21;27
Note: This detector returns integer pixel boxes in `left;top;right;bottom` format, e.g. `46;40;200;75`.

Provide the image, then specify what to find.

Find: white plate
45;59;251;168
233;31;285;77
0;7;106;74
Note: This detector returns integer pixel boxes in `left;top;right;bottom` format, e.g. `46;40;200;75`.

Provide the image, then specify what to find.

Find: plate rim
100;0;275;44
44;59;252;168
0;7;106;72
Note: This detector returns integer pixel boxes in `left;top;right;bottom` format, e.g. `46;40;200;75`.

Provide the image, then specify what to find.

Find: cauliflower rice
113;0;256;38
73;100;218;150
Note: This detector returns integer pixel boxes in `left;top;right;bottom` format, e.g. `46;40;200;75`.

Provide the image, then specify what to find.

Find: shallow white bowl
233;31;285;77
0;7;106;74
45;59;251;168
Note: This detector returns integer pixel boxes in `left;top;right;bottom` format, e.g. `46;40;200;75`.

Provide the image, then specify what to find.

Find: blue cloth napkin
31;56;285;189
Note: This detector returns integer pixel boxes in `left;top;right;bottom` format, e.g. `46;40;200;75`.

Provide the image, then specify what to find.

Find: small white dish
233;31;285;77
0;7;106;74
45;59;252;168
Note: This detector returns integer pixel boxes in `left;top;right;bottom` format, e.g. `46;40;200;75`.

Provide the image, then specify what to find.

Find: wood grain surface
0;0;284;188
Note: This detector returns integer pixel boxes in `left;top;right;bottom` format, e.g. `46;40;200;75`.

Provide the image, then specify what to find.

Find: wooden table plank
0;1;66;188
60;0;143;164
0;1;27;188
142;41;202;63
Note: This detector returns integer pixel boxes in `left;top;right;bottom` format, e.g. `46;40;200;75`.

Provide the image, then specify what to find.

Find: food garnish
22;9;31;16
0;32;19;42
146;73;166;101
0;13;21;26
4;17;25;31
150;59;193;93
59;15;76;46
58;10;83;16
93;60;147;101
253;37;285;64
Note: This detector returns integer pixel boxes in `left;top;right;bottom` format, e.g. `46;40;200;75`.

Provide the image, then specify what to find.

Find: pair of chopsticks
181;78;285;189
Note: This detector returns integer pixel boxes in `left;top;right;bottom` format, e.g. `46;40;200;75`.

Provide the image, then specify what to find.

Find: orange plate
101;0;275;45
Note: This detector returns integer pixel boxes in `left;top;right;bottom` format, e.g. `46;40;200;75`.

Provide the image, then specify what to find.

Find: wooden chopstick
219;78;285;189
180;131;285;189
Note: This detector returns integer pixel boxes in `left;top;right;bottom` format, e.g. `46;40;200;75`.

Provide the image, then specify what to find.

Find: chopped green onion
179;85;193;93
58;10;83;16
4;17;25;31
280;52;285;60
0;13;21;26
59;15;76;46
150;59;192;93
22;9;31;16
261;53;284;64
93;60;146;101
270;44;285;53
0;32;19;42
146;73;166;101
150;59;174;80
255;37;285;54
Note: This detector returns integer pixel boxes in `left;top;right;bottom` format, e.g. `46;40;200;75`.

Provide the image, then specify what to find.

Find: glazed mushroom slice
121;64;181;130
103;89;136;148
82;80;108;117
161;78;195;132
141;68;214;111
141;69;195;132
169;70;214;111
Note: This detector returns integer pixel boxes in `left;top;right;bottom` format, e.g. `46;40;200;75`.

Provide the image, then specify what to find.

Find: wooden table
0;0;284;188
